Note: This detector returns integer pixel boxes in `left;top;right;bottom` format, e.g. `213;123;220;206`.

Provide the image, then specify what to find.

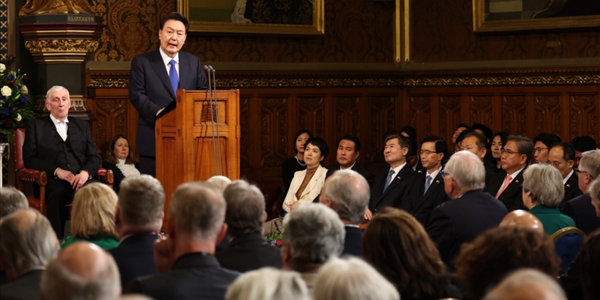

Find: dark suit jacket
215;232;282;273
23;116;100;176
408;170;449;227
484;167;527;211
560;173;582;209
326;162;375;188
129;49;208;156
0;269;43;300
427;189;508;268
341;226;363;257
561;194;600;235
102;162;140;194
108;232;158;289
369;165;415;213
125;252;239;300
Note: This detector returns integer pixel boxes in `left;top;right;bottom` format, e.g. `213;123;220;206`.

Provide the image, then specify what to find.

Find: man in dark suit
561;149;600;234
326;134;374;187
366;133;415;220
216;180;282;272
427;151;508;268
23;86;101;238
408;136;449;227
484;135;533;211
125;182;239;300
457;130;496;183
129;12;209;176
0;209;59;300
533;132;561;164
108;175;165;289
320;169;370;257
548;142;582;208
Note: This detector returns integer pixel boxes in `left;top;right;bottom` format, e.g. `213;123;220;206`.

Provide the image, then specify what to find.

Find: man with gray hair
561;150;600;234
427;150;507;268
108;175;165;289
319;169;369;257
125;182;239;300
0;209;59;300
485;269;566;300
0;186;29;219
282;203;345;290
40;242;120;300
215;180;282;272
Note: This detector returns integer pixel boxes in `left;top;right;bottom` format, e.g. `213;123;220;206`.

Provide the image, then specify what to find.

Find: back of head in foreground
40;242;120;300
0;186;29;219
71;183;119;239
522;163;564;208
225;267;310;300
444;150;486;196
117;174;165;231
222;180;265;238
320;169;370;224
483;268;566;300
313;257;399;300
499;209;544;235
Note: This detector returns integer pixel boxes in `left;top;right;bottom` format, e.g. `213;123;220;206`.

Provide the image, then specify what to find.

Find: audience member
485;135;533;211
108;175;165;289
483;269;566;300
561;150;600;234
0;186;28;219
522;164;575;235
407;136;449;226
471;122;497;170
579;229;600;300
427;150;507;267
205;175;232;193
281;203;344;290
313;257;400;300
549;142;582;207
225;268;310;300
0;209;59;300
125;182;239;299
533;133;562;164
216;180;282;272
452;123;470;153
500;209;544;235
455;226;559;300
319;169;370;257
366;133;415;219
103;134;140;194
326;134;374;187
282;129;313;197
491;131;508;171
61;183;119;250
458;130;497;182
363;207;461;300
283;137;328;213
399;126;421;171
40;242;120;300
572;136;597;167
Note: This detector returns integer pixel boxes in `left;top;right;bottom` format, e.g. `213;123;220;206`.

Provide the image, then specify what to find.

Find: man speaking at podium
129;12;208;177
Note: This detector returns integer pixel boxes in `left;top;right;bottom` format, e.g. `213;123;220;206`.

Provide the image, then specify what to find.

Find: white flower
15;113;22;122
21;85;28;95
1;86;11;97
0;63;5;72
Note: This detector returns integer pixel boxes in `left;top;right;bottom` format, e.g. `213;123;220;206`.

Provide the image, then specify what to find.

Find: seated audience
457;130;496;182
205;175;232;193
282;129;313;197
0;209;59;300
399;125;421;170
522;164;575;235
0;186;28;219
125;182;239;299
363;207;461;300
313;257;400;300
427;150;507;267
61;183;119;250
561;150;600;234
548;142;582;207
282;203;345;291
216;180;282;272
103;134;140;194
500;209;544;235
483;269;567;300
452;123;470;153
579;229;600;300
533;133;562;164
455;226;559;300
40;242;120;300
491;131;508;171
283;137;329;213
319;169;370;257
108;175;165;289
225;268;310;300
471;122;497;171
572;136;597;167
326;134;374;187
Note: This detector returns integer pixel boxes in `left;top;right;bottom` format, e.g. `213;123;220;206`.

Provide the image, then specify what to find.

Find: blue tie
424;175;432;195
169;60;178;94
383;170;395;192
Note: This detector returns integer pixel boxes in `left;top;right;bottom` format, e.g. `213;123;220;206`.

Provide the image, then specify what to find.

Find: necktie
383;170;395;192
169;60;178;94
424;175;432;195
496;175;512;198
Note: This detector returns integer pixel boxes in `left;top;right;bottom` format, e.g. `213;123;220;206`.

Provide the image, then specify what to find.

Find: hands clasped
56;168;89;190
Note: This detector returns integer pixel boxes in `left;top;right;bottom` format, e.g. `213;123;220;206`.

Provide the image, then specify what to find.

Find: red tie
496;175;512;198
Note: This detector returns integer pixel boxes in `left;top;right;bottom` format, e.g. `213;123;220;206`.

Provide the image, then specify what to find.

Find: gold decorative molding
25;39;98;52
403;75;600;86
19;0;94;16
89;78;129;88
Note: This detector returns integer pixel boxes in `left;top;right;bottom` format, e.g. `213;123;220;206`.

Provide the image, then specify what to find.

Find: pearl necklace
295;155;306;166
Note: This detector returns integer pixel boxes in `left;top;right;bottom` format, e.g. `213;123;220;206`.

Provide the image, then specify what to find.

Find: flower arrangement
0;56;36;143
265;216;283;247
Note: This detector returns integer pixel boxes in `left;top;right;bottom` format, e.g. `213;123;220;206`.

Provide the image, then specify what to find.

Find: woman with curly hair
455;226;560;300
362;207;461;300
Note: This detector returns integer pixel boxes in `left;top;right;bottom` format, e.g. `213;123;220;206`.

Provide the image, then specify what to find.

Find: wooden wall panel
501;94;527;136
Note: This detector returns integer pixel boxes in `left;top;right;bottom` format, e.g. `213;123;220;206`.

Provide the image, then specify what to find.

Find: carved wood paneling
91;98;129;155
368;95;397;164
298;95;326;138
569;94;599;138
260;97;289;168
470;95;494;126
239;96;251;169
439;95;461;141
334;95;361;139
534;94;561;136
501;95;527;136
409;95;432;138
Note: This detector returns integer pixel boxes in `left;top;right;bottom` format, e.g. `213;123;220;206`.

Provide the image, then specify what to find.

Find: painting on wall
178;0;324;35
473;0;600;32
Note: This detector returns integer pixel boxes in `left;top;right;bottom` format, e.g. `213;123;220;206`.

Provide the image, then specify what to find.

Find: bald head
500;210;544;235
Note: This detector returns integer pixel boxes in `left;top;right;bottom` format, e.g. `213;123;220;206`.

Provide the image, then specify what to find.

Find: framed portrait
473;0;600;32
177;0;324;35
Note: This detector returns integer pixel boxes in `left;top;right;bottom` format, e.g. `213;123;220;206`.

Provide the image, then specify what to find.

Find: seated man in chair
23;85;101;238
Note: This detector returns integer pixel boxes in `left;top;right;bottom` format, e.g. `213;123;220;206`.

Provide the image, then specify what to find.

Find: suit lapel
300;167;324;198
149;50;175;98
413;172;443;211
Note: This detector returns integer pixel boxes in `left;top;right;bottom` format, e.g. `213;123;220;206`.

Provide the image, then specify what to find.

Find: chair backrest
14;128;26;170
551;226;586;275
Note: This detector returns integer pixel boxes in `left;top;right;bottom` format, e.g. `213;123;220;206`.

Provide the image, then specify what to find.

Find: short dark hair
572;136;597;152
493;131;509;147
471;123;493;143
460;130;487;150
337;134;361;152
420;136;448;158
305;137;329;161
160;12;189;34
533;133;562;149
293;129;314;154
456;124;471;131
550;142;576;162
399;126;417;140
385;133;413;154
507;135;534;162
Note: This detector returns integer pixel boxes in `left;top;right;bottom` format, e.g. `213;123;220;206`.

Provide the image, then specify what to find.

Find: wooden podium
155;89;240;223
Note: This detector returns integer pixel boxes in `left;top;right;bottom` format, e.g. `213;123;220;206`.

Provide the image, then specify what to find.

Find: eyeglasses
575;169;595;179
533;147;548;153
501;149;521;155
419;150;437;156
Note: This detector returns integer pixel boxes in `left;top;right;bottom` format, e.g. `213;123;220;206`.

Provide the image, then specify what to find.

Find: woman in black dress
103;134;140;194
281;129;313;196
